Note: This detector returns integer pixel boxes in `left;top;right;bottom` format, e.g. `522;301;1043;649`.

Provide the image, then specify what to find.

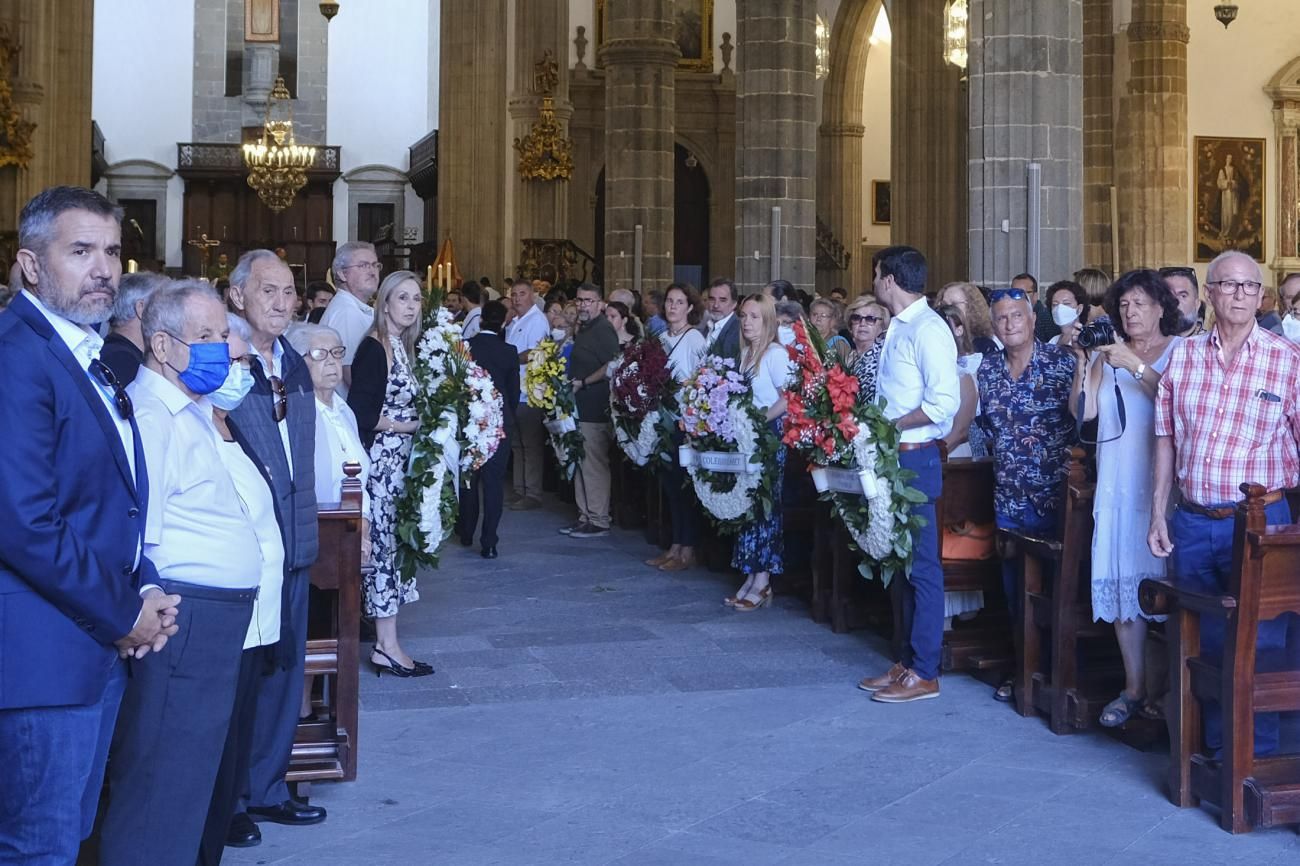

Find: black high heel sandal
370;646;434;678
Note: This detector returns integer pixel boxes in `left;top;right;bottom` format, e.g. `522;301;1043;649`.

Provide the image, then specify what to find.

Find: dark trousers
242;568;310;810
199;646;264;866
661;430;699;547
998;510;1056;620
460;438;509;549
896;445;944;681
99;583;255;866
1170;498;1293;755
0;662;125;865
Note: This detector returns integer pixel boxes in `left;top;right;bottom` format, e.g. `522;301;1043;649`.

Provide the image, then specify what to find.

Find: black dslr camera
1075;319;1116;350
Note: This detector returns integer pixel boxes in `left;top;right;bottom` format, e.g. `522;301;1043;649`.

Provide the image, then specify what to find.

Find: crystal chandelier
943;0;969;70
242;76;316;212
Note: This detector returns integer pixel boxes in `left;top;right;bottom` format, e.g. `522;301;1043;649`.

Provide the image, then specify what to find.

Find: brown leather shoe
857;662;906;693
871;669;940;703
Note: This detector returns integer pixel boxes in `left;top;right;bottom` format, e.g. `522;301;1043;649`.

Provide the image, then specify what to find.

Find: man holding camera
977;286;1077;701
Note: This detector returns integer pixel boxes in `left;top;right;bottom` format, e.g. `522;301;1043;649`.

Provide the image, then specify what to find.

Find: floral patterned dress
731;344;794;576
364;336;420;618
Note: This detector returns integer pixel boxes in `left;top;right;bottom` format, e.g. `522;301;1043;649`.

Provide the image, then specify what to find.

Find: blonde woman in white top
728;293;794;612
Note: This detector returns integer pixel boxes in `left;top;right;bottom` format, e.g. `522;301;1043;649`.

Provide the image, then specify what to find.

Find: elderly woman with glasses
346;270;431;679
845;295;890;403
810;298;851;364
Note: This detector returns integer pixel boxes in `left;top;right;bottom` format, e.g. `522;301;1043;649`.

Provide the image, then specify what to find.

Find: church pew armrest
1139;578;1236;619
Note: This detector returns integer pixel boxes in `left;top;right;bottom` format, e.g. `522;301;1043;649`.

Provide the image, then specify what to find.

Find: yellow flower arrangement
525;338;566;412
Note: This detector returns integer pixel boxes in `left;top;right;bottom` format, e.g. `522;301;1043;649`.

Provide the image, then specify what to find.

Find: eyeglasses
305;346;347;362
849;314;882;325
90;359;134;421
343;261;383;273
1208;279;1262;296
989;288;1030;304
270;375;287;423
575;297;602;306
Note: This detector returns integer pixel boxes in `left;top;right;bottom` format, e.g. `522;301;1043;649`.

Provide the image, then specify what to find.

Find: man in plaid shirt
1151;249;1300;756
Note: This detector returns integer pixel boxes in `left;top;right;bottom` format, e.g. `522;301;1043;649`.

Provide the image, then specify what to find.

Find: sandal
1137;698;1164;722
1099;692;1144;728
993;677;1015;703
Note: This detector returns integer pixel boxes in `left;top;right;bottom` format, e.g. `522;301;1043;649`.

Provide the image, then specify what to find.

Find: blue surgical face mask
166;335;231;395
208;361;254;410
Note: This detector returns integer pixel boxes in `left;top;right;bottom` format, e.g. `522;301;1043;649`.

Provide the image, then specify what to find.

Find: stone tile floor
228;500;1300;865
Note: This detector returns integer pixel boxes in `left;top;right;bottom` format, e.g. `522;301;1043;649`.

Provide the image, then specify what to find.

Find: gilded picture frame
872;180;891;226
1193;136;1265;263
596;0;714;72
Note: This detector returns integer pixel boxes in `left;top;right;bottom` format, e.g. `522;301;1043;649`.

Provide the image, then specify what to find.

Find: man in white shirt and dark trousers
857;246;960;703
319;241;381;395
505;278;550;509
99;282;262;865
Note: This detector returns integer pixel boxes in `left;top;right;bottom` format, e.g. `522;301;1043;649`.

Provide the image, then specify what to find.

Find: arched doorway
674;143;710;289
592;143;711;292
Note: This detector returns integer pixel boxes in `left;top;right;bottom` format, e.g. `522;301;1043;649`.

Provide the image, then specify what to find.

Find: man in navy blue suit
0;186;181;866
460;300;520;558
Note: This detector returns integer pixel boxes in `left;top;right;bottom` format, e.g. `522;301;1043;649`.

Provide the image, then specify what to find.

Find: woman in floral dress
347;270;432;677
728;294;795;612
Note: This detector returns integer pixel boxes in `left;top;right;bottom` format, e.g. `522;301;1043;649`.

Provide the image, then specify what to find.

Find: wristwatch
1131;363;1146;381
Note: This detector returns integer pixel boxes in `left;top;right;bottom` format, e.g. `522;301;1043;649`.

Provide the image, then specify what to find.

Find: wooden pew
292;463;364;792
610;453;648;530
938;454;1012;673
1001;448;1115;732
1140;483;1300;834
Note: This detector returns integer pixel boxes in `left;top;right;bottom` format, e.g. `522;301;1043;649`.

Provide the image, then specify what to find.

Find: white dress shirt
876;295;961;443
313;394;372;519
216;440;284;649
461;306;482;340
505;304;549;404
319;289;374;368
706;311;735;348
128;367;262;589
255;338;294;478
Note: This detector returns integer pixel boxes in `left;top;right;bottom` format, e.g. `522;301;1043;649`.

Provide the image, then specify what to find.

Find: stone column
891;0;968;288
968;0;1083;285
508;0;570;259
816;121;863;289
1115;0;1189;272
601;0;677;294
735;0;816;294
1082;0;1115;271
437;0;509;279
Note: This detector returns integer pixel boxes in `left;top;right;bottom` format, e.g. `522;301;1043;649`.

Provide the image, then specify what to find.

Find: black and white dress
349;334;420;618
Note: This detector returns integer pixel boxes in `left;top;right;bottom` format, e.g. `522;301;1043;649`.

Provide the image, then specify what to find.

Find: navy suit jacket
710;315;741;362
0;294;155;709
468;331;520;435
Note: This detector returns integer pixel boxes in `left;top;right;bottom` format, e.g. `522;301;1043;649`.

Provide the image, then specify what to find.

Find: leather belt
898;440;937;453
1181;489;1283;520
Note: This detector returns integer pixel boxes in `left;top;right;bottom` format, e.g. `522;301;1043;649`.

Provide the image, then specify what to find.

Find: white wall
1185;5;1297;282
860;7;890;248
326;0;437;243
92;0;194;267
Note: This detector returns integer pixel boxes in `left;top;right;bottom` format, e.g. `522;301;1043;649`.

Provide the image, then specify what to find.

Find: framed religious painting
595;0;714;72
872;180;891;226
1194;136;1265;262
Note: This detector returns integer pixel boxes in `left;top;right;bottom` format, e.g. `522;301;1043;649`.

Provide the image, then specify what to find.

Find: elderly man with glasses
319;241;382;395
1150;249;1300;760
223;249;324;846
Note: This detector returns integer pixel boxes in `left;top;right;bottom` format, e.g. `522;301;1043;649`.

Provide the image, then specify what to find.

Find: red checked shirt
1155;324;1300;505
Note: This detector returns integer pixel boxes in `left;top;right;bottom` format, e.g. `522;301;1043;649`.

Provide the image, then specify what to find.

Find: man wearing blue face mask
100;282;264;865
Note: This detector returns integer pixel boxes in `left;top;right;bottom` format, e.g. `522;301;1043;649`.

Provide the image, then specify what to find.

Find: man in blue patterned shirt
977;287;1077;699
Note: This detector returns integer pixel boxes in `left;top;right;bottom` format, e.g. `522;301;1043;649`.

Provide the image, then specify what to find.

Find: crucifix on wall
246;0;280;43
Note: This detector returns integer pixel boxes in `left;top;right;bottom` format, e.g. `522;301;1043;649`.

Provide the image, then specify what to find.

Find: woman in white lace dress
1071;269;1182;727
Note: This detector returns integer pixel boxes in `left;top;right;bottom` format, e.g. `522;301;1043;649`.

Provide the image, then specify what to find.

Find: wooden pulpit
290;463;364;791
